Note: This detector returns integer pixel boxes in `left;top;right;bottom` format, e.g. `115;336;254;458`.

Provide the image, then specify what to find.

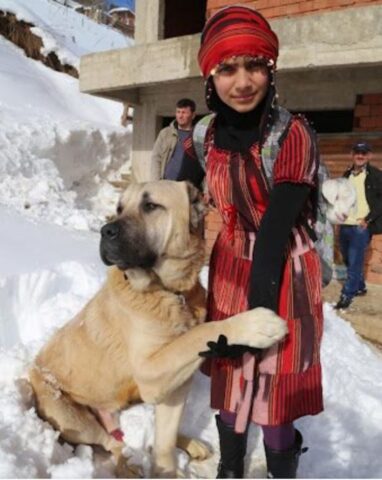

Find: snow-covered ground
0;0;132;232
0;0;382;478
1;209;382;478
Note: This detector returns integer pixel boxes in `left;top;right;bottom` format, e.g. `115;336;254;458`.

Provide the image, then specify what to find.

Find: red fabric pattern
222;204;237;242
203;116;324;426
273;117;318;186
198;6;279;78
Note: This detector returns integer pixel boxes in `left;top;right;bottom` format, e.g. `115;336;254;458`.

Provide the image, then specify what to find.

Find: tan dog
29;180;287;478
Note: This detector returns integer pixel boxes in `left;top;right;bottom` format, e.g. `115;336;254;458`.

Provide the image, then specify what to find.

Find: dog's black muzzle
100;220;157;270
101;221;120;242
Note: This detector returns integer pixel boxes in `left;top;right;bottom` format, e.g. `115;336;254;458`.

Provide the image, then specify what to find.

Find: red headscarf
198;5;279;79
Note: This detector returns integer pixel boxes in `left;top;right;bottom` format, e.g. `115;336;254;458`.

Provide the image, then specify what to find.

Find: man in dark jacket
335;141;382;309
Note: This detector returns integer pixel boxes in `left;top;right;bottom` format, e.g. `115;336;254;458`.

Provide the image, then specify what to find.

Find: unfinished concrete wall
135;0;163;44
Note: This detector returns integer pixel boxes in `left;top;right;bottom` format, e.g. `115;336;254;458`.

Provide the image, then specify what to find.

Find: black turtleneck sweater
213;95;264;153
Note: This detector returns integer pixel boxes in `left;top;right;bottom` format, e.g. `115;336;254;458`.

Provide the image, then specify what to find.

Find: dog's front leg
151;380;191;478
136;307;287;404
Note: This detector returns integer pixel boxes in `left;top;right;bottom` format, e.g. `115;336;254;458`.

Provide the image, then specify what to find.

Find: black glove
199;334;261;359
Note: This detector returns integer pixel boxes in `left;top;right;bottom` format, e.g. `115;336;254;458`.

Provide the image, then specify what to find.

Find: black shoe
334;294;352;309
216;415;247;478
355;288;367;296
264;429;308;479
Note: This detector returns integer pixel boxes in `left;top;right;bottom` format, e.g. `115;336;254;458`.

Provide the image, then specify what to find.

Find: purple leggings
220;410;295;451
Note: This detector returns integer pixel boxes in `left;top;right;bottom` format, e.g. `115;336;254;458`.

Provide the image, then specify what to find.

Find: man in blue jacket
336;141;382;309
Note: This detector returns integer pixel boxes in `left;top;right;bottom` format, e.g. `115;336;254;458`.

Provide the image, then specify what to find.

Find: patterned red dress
204;116;324;427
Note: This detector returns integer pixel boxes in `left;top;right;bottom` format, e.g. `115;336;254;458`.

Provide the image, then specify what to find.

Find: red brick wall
207;0;382;19
354;93;382;132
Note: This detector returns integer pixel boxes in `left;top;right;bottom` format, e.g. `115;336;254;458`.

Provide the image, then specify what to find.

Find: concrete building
80;0;382;283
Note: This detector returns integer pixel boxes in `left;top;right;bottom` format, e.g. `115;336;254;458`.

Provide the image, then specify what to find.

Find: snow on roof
108;7;135;16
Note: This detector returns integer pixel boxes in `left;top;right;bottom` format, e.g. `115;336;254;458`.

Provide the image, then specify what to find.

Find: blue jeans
339;225;371;298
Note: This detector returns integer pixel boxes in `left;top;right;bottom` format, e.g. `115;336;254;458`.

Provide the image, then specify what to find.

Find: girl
191;6;324;478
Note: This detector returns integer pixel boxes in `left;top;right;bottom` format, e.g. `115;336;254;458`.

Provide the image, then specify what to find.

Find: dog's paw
176;434;212;460
229;308;288;349
246;307;288;348
115;456;143;478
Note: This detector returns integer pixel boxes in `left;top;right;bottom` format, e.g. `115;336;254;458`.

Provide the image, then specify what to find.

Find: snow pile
0;0;133;68
0;98;129;230
0;206;105;349
0;1;132;231
299;303;382;478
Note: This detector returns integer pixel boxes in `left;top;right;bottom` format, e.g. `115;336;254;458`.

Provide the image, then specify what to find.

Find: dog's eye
143;202;159;213
116;205;123;215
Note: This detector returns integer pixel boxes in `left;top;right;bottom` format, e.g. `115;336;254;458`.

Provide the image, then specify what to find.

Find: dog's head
100;180;205;273
322;178;357;224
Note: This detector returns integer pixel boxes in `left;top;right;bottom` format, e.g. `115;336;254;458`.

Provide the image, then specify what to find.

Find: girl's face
212;56;269;113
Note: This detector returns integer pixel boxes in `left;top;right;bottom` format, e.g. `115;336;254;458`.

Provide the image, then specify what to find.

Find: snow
1;224;382;478
109;7;135;15
0;0;382;478
0;0;133;68
0;3;132;232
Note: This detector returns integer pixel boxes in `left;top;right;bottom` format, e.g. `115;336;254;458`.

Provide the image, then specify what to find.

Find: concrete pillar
131;102;160;182
135;0;164;44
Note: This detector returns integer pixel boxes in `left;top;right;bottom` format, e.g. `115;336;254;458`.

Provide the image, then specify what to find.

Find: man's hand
357;218;369;229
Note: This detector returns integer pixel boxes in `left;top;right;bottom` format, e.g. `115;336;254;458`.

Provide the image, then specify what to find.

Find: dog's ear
186;181;206;233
